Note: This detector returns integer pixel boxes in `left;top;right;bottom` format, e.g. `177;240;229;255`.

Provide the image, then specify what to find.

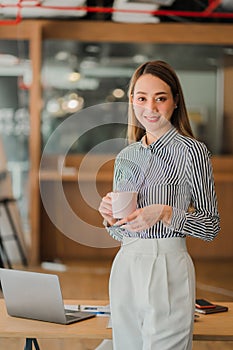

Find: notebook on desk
0;268;96;324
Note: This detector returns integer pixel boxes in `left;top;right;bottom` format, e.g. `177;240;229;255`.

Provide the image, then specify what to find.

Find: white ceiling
0;0;87;18
0;0;232;20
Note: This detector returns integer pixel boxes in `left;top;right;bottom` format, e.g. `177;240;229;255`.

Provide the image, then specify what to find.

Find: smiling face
132;73;177;144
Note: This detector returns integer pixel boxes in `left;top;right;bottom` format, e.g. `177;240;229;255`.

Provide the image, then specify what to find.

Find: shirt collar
140;127;178;152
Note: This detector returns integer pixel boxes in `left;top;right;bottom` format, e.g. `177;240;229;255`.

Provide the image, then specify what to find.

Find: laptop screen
0;268;95;324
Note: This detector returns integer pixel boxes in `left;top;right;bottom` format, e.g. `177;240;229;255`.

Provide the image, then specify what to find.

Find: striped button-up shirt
106;127;220;241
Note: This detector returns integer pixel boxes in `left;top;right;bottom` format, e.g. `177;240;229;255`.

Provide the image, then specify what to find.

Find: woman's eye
137;97;145;102
156;97;166;102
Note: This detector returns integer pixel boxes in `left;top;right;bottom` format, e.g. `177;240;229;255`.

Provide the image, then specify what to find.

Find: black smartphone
195;299;216;309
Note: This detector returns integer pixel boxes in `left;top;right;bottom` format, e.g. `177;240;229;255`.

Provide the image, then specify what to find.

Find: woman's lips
144;115;161;122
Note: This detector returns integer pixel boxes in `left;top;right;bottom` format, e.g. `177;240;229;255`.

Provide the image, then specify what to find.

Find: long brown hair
127;60;194;142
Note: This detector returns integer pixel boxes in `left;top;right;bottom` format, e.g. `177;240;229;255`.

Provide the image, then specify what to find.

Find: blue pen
82;306;110;316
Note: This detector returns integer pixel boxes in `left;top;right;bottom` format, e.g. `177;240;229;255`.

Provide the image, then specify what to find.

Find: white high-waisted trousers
109;237;195;350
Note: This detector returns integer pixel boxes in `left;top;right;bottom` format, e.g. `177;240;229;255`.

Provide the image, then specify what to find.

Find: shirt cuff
168;207;186;232
103;219;123;241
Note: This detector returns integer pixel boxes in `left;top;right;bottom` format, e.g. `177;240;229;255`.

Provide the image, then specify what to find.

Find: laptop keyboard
64;309;96;323
65;310;82;320
66;314;81;321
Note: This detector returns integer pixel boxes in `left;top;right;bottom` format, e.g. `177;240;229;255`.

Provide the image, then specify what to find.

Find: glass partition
0;40;31;236
41;41;233;156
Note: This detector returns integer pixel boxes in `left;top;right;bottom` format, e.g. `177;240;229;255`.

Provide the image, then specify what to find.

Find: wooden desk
0;299;232;348
0;299;111;340
193;302;233;341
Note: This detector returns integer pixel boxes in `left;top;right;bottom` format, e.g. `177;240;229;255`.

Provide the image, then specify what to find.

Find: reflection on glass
42;41;233;155
0;40;30;238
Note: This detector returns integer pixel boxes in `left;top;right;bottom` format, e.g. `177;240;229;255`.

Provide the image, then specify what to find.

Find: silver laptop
0;268;96;324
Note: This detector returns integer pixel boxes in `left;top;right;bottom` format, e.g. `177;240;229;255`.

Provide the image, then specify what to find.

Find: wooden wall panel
1;20;233;264
40;156;233;261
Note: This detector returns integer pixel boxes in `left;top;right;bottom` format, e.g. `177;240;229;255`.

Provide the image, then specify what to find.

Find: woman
98;60;220;350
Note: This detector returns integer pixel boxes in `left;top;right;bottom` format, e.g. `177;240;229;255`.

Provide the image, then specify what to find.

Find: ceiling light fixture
112;88;125;99
68;71;81;82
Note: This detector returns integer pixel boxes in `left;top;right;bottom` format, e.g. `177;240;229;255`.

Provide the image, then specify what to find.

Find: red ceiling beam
0;0;232;26
204;0;222;14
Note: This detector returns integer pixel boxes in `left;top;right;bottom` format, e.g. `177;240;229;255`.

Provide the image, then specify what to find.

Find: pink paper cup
111;191;137;219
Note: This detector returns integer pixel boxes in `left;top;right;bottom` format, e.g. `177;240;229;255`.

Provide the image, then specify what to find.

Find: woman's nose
146;99;158;112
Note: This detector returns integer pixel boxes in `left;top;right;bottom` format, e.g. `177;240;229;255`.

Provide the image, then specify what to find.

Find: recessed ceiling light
112;88;125;99
223;48;233;55
55;51;70;61
133;54;148;63
68;72;81;82
85;45;101;54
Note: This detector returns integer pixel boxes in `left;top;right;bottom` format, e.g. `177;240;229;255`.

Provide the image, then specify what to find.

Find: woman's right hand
98;192;117;226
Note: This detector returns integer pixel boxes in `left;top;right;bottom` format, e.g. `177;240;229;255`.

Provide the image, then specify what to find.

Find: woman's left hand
116;204;172;232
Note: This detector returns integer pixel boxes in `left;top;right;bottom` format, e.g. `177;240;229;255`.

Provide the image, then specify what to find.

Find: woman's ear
174;93;179;108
